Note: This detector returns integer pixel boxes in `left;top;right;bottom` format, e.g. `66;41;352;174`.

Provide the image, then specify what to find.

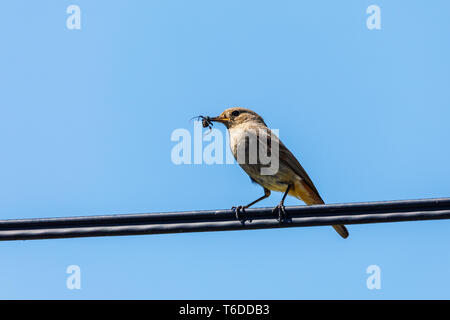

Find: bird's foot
273;204;290;223
231;205;251;224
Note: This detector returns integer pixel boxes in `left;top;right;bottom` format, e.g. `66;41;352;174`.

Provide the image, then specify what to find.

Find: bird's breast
228;127;248;157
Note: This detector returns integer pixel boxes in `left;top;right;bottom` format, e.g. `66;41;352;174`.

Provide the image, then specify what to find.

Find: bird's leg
273;184;292;223
232;188;271;223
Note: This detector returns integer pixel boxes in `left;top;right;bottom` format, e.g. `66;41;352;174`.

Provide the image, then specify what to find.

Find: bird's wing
257;128;348;238
246;126;323;201
281;143;324;201
266;129;325;203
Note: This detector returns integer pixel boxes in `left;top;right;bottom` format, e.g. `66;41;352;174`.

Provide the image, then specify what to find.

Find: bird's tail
331;224;349;239
291;180;349;239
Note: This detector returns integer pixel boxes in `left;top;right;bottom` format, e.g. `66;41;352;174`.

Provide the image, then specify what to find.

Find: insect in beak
201;116;213;129
191;115;230;135
191;115;214;134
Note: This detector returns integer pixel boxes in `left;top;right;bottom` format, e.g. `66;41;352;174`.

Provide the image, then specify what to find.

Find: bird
207;107;349;239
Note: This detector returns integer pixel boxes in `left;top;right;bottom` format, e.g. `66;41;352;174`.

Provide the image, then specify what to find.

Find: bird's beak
209;116;230;124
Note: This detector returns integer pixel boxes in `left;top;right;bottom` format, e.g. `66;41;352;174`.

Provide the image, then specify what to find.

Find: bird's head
209;107;266;129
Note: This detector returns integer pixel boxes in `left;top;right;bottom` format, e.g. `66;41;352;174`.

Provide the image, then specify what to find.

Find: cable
1;198;449;241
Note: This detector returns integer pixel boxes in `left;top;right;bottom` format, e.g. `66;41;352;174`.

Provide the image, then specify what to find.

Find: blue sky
0;0;449;299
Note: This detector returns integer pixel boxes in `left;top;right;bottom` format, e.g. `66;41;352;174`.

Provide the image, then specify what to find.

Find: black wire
1;198;449;241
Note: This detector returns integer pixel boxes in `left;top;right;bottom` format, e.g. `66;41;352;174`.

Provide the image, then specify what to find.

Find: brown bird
208;107;349;239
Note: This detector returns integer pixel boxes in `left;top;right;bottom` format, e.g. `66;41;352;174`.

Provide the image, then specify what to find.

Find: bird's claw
232;205;251;224
273;204;290;223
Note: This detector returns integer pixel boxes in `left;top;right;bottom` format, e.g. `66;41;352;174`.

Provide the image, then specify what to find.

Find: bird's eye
231;110;240;117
